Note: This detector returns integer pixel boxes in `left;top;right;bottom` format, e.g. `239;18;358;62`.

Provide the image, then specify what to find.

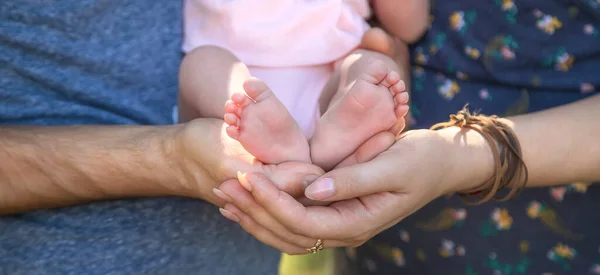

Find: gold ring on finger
306;239;324;254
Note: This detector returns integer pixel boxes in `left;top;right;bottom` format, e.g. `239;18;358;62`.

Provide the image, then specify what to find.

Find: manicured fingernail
213;188;232;202
305;178;335;200
301;174;320;188
237;171;252;192
219;208;240;223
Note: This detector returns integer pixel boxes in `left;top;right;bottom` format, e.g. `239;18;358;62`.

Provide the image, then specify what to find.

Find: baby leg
361;27;413;129
179;46;253;122
178;46;309;164
310;49;409;170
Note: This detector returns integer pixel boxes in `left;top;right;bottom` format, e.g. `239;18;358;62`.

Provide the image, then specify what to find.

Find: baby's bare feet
310;60;409;170
224;78;310;164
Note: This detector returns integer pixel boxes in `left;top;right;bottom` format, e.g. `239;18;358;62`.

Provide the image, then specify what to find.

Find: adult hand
173;118;325;206
215;127;494;254
0;117;324;214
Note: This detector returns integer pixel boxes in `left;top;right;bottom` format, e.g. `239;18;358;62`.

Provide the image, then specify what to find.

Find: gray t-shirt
0;1;279;274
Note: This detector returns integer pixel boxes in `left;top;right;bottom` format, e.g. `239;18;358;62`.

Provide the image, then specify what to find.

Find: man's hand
0;119;324;215
177;118;325;206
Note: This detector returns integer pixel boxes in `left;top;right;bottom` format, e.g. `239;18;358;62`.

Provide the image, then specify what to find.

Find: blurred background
279;249;355;275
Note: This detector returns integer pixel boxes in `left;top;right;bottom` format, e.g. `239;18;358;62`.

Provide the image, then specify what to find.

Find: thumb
264;162;324;198
304;158;399;201
335;131;396;169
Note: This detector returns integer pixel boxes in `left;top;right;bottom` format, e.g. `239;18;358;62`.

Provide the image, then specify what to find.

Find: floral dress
349;0;600;274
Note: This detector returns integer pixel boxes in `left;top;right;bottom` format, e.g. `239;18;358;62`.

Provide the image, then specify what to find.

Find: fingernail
219;208;240;223
213;188;232;202
305;178;335;200
237;171;252;192
301;174;320;188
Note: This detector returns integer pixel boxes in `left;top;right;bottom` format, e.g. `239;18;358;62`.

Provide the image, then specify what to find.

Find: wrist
173;119;253;205
91;125;189;198
435;126;496;194
153;124;196;197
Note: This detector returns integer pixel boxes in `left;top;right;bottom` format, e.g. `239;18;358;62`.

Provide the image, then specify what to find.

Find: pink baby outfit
183;0;371;137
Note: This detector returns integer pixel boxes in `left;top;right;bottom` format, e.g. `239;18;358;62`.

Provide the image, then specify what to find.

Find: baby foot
361;27;413;134
310;60;409;170
224;77;310;164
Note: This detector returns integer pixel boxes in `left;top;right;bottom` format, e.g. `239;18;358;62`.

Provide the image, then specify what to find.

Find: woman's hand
215;127;495;254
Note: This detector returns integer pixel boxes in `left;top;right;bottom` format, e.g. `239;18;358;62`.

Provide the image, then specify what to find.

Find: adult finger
305;154;404;202
220;203;308;255
218;179;350;248
262;162;324;198
336;131;396;168
240;172;401;240
297;196;330;207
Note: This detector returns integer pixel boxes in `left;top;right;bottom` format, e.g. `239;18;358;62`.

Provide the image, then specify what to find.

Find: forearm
0;125;186;214
444;94;600;191
371;0;430;44
505;94;600;186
